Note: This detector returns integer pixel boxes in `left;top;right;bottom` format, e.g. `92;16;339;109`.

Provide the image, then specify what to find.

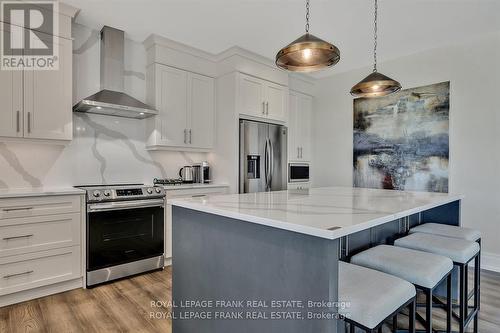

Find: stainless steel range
76;184;165;287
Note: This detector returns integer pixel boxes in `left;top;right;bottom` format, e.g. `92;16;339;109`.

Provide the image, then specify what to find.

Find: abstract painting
353;81;450;193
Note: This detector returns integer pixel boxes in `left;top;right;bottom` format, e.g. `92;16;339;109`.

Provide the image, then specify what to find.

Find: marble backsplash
0;113;206;189
0;23;207;189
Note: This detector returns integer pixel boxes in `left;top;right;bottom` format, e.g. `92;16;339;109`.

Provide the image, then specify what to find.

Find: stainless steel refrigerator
239;119;287;193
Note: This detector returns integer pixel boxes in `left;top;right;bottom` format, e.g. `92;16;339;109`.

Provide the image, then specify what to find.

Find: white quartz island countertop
170;187;464;240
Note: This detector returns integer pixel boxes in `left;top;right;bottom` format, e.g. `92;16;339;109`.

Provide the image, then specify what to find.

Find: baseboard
0;278;83;308
482;252;500;273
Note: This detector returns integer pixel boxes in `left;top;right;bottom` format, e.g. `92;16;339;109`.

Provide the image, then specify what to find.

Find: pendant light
350;0;401;98
276;0;340;72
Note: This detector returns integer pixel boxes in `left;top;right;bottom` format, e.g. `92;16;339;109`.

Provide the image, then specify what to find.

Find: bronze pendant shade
350;0;401;98
350;71;401;98
276;0;340;72
276;33;340;72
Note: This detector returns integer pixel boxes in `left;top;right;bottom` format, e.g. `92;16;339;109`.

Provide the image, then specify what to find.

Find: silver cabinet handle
3;207;33;212
191;194;206;198
16;111;20;133
300;147;303;159
27;112;31;133
266;102;269;115
262;102;266;115
3;270;34;279
3;234;33;241
184;129;187;144
297;147;300;159
189;129;192;144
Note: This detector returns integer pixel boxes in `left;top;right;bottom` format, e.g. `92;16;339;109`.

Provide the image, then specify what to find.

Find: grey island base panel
172;207;342;333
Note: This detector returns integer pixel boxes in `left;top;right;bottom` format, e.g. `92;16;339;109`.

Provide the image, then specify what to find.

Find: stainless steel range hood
73;26;158;119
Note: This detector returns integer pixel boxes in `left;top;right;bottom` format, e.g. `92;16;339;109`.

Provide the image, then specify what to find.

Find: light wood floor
0;267;499;333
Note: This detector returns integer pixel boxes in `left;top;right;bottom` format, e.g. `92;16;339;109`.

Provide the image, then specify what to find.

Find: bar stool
410;223;482;311
395;233;480;333
409;223;481;242
350;245;453;333
338;261;416;333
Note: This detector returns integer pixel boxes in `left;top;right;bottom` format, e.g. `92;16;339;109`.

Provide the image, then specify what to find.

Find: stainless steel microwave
288;163;310;183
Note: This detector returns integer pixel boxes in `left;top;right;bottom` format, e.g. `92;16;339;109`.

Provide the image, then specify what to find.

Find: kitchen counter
171;187;463;333
170;186;463;240
0;187;85;199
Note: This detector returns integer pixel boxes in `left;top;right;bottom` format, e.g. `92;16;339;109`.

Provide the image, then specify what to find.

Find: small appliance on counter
179;166;194;183
75;184;165;287
193;161;211;184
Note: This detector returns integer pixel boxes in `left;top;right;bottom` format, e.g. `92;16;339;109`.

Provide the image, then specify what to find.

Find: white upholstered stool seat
350;245;453;289
395;233;480;264
338;261;416;330
410;223;481;242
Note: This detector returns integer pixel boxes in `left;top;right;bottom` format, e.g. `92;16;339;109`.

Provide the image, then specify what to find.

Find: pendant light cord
373;0;378;72
305;0;310;33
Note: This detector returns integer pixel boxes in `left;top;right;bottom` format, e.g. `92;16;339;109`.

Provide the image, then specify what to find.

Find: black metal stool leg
393;313;397;332
447;273;452;333
350;322;355;333
409;299;416;333
425;289;432;333
477;239;481;311
464;263;469;320
459;264;466;333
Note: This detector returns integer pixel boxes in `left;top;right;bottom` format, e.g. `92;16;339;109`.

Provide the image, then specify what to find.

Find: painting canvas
353;81;450;193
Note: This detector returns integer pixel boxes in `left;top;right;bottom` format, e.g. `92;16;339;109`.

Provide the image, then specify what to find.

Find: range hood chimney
73;26;158;119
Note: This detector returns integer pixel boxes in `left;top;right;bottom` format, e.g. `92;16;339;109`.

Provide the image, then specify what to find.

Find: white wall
312;32;500;268
0;23;207;189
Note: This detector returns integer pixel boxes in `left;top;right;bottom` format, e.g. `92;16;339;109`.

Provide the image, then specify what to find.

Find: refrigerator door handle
269;139;274;187
266;138;273;190
264;139;269;189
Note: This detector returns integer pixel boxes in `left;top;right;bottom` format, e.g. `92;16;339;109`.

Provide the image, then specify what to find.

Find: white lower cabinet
0;246;81;297
288;182;310;190
0;194;83;306
164;186;228;264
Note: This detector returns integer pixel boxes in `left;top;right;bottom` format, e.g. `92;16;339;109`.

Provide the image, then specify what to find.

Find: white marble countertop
163;183;229;191
171;187;464;240
0;187;86;199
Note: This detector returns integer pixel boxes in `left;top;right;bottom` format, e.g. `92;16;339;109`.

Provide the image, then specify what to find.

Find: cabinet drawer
165;187;228;200
0;213;80;258
0;195;81;220
0;246;81;296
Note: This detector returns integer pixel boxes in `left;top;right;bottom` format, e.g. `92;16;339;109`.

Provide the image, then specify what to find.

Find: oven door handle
88;199;165;212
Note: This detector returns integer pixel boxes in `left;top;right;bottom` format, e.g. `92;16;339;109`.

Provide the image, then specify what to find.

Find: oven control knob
155;187;162;194
103;190;111;197
147;188;153;194
93;190;101;197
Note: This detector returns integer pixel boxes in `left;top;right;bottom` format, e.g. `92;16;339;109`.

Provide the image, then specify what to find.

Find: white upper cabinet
147;64;215;151
188;73;215;149
238;73;288;122
288;91;312;162
0;24;73;141
24;34;72;140
0;70;23;138
238;74;265;117
265;82;287;121
154;65;188;147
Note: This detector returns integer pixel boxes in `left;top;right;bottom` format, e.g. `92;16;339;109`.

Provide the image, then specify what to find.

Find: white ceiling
65;0;500;76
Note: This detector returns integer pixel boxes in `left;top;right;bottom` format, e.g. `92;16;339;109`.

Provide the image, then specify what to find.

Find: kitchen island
170;187;463;333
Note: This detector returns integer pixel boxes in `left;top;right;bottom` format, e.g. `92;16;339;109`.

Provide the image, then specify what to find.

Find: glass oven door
87;201;164;271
